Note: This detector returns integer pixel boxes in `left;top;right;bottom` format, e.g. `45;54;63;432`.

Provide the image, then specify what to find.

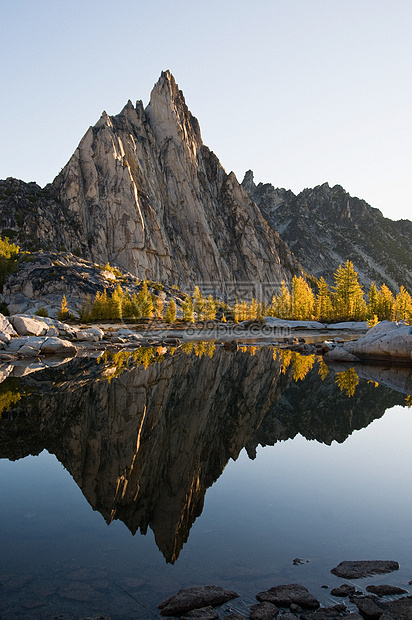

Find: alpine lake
1;338;412;619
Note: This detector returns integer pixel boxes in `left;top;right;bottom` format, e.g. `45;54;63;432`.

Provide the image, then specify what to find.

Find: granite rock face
0;250;178;317
242;171;412;292
46;72;302;299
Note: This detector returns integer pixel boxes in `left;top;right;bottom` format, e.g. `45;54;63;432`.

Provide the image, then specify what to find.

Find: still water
0;345;411;619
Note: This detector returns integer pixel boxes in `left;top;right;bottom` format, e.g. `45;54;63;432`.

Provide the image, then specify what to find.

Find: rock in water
256;584;320;609
330;560;399;579
158;585;239;616
365;585;408;596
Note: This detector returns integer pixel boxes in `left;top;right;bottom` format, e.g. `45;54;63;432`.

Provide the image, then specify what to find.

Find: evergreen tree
335;367;359;397
367;281;379;319
248;298;259;320
376;284;395;320
137;281;154;318
333;261;366;321
291;276;314;320
57;294;70;321
205;295;217;320
109;284;124;320
193;286;206;321
233;299;241;323
315;277;333;322
0;236;19;288
181;295;195;322
154;294;164;319
164;298;177;323
394;286;412;322
276;281;292;318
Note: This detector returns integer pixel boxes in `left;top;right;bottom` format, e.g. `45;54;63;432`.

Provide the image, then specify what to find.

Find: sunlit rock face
0;349;406;563
50;72;301;298
243;171;412;292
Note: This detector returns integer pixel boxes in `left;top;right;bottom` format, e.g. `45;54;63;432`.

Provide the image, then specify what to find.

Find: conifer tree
248;298;259;320
333;261;366;321
377;284;395;320
291;276;314;320
394;286;412;323
181;295;195;322
240;300;248;321
193;286;206;321
164;298;177;323
367;281;379;319
109;284;124;320
276;281;292;318
335;367;359;397
137;281;154;318
315;277;333;322
57;294;70;321
233;299;241;323
205;295;217;320
154;294;164;319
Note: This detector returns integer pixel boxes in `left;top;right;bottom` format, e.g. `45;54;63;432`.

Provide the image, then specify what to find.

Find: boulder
9;315;48;337
45;326;59;337
18;345;41;357
263;318;325;330
323;347;359;363
366;585;407;596
256;584;320;610
330;561;399;579
352;596;384;619
331;585;356;597
75;327;104;342
301;606;348;620
250;601;279;619
0;314;17;336
7;336;44;352
352;321;412;362
385;596;412;618
327;322;369;331
158;585;239;616
40;337;78;356
0;332;12;344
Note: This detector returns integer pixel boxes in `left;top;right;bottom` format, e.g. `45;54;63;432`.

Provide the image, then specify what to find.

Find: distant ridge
243;170;412;292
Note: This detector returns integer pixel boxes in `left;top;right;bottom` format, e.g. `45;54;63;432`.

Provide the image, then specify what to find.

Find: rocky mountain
0;349;406;563
0;250;182;316
0;72;302;302
242;171;412;292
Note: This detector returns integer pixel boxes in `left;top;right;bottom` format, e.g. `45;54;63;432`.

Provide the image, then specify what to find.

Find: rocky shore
0;313;411;368
154;560;411;619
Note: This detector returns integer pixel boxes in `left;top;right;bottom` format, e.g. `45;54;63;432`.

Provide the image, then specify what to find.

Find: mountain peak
145;71;202;153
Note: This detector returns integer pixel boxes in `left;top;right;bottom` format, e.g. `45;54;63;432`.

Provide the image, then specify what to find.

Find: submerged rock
256;584;320;610
250;601;279;619
351;595;384;619
331;585;356;597
181;606;220;619
366;585;408;596
330;561;399;579
158;585;239;616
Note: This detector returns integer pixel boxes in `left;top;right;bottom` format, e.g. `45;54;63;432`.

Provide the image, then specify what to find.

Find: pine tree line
59;261;412;325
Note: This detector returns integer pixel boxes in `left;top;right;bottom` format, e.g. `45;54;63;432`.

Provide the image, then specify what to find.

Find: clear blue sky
1;0;411;221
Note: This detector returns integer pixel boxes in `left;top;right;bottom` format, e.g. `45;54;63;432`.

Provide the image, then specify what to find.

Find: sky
1;0;411;221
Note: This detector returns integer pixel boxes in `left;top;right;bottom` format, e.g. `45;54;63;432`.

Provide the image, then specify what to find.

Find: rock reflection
0;345;410;563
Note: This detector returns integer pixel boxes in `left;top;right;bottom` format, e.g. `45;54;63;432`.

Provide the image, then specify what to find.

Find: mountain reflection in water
0;345;411;564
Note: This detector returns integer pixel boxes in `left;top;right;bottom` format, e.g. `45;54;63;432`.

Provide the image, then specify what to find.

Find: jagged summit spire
145;70;202;153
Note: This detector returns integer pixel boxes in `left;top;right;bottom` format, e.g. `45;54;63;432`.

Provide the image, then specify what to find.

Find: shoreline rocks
330;560;400;579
